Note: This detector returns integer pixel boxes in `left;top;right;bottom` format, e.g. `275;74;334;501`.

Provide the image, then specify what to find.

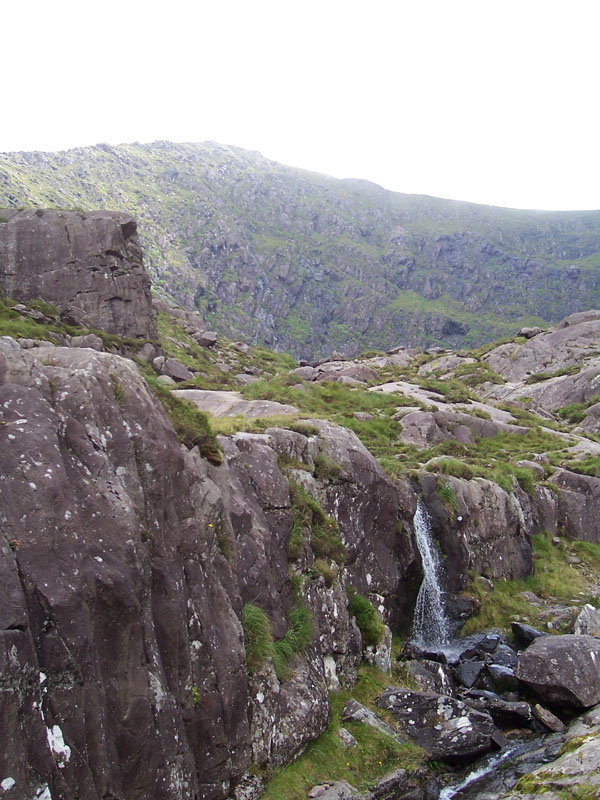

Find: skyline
4;0;600;211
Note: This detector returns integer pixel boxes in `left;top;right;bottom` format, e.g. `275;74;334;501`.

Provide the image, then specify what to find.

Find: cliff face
0;209;158;339
2;142;600;357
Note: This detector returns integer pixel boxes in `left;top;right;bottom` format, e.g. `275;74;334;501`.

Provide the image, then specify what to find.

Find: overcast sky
3;0;599;210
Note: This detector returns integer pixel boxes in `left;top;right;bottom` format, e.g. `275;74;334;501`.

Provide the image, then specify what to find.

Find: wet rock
370;769;415;799
511;622;548;648
572;603;600;636
489;644;518;669
461;691;531;728
377;687;497;762
455;661;485;689
402;642;449;665
0;209;157;339
418;473;534;593
532;704;565;732
487;664;522;694
515;634;600;708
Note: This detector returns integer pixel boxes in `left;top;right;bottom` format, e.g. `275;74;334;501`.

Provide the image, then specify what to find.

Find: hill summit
2;140;600;358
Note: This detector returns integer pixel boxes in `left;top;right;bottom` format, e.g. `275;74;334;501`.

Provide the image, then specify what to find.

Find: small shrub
217;531;233;561
347;587;385;647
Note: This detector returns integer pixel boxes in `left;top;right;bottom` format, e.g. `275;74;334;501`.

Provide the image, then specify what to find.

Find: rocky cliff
2;142;600;357
3;212;600;800
0;209;157;339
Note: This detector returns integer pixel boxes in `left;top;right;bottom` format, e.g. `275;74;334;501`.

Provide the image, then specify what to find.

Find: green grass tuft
347;587;385;647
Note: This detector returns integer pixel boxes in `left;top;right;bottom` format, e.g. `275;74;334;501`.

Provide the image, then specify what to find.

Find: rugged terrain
2;142;600;357
3;211;600;800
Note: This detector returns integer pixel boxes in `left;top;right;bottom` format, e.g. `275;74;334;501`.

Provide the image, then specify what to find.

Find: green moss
347;587;385;647
109;373;125;405
436;480;459;512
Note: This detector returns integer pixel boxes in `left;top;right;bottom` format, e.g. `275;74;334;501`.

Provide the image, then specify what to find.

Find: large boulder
377;687;497;762
515;634;600;708
0;209;158;339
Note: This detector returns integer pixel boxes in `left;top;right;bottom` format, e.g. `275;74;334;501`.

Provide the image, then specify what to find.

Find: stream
409;501;562;800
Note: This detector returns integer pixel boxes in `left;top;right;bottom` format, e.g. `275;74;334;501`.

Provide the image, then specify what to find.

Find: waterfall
412;500;451;647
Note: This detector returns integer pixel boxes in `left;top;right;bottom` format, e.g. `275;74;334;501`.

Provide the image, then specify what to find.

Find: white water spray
412;500;451;647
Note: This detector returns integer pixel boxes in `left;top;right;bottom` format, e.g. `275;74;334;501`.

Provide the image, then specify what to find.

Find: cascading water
411;499;451;647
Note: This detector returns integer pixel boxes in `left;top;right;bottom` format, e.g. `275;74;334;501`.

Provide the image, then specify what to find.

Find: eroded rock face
0;209;158;339
515;635;600;708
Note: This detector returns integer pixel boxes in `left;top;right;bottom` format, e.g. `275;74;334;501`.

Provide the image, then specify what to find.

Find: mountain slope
2;140;600;357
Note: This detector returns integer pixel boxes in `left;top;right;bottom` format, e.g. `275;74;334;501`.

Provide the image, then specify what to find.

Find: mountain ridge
2;140;600;358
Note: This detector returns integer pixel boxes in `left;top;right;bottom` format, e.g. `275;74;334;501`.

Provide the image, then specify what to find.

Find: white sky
3;0;600;210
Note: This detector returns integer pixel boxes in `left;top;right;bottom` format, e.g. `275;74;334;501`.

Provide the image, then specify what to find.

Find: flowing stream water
412;499;451;647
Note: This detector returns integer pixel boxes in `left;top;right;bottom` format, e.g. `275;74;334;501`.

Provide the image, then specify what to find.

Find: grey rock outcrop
515;634;600;708
0;209;158;339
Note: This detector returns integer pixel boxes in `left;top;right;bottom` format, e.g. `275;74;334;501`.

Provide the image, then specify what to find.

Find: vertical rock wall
0;209;158;339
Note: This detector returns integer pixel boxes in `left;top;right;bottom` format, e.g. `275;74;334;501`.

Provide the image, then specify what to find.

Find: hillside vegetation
2;141;600;357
